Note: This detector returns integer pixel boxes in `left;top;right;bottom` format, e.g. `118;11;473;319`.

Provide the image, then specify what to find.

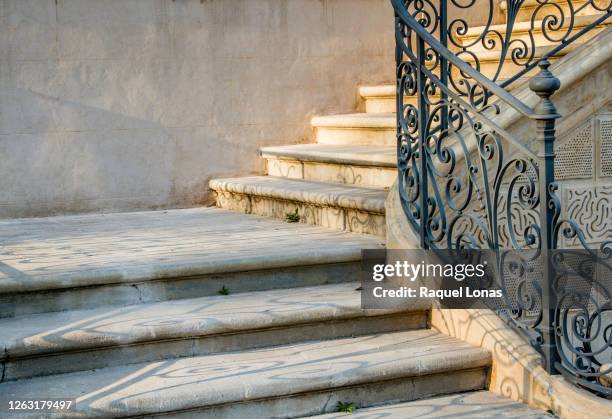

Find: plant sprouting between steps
218;286;230;295
336;401;355;413
285;209;300;223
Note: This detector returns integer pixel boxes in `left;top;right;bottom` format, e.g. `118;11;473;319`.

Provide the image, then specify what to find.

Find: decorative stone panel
600;117;612;178
495;191;539;248
563;186;612;246
554;120;594;180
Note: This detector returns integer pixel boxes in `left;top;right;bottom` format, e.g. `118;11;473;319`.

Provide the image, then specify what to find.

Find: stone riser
365;96;396;113
215;191;386;237
315;127;395;146
145;368;488;418
364;94;446;114
2;311;427;382
265;157;396;188
0;262;359;318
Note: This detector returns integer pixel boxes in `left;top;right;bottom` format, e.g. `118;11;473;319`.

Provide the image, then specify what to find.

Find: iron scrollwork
392;0;611;396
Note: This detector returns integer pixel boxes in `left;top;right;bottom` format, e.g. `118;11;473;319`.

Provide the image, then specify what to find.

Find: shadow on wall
0;87;216;218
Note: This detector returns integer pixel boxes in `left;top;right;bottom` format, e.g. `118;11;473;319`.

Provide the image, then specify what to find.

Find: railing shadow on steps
390;0;612;397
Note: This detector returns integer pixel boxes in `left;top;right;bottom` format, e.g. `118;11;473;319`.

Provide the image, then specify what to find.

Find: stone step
461;13;610;54
210;176;388;236
311;112;396;146
356;55;552;114
309;390;553;418
500;0;607;22
359;85;445;114
462;43;572;82
360;19;610;112
0;282;430;381
460;15;611;82
0;208;383;317
0;330;491;418
359;47;581;114
261;144;396;188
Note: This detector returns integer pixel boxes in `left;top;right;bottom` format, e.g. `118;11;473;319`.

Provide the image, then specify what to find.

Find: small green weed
336;401;355;413
285;209;300;223
218;286;230;295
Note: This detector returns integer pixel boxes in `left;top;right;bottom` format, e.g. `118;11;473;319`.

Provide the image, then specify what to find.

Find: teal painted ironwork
391;0;611;396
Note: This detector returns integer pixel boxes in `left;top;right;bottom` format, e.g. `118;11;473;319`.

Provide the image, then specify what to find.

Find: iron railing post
439;0;448;136
529;59;561;374
417;34;429;249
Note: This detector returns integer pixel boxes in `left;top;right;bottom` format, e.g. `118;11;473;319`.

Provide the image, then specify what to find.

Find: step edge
308;390;554;418
1;303;429;361
210;177;388;213
174;365;490;418
359;85;396;98
260;147;397;168
0;247;373;295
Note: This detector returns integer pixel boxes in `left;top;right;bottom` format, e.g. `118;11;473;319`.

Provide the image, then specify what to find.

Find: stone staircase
0;207;551;418
210;113;397;238
210;6;611;241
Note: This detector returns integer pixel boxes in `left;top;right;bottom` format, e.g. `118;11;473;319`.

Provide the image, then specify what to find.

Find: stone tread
501;0;593;9
311;112;395;129
260;144;396;167
465;43;579;65
359;84;440;99
463;12;609;38
0;207;383;294
308;390;553;418
0;330;491;418
0;282;429;360
210;176;388;213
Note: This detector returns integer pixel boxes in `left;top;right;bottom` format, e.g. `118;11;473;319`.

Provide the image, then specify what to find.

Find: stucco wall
0;0;396;217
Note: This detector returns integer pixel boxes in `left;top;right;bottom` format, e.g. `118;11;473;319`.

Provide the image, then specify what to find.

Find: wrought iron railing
391;0;611;396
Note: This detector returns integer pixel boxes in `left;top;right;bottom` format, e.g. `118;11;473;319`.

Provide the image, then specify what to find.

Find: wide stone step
210;176;388;236
0;330;491;418
311;113;395;146
261;144;396;188
0;208;383;317
0;282;429;381
308;390;553;418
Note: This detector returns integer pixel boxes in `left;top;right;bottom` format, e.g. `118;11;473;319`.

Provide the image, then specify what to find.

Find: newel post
529;59;561;374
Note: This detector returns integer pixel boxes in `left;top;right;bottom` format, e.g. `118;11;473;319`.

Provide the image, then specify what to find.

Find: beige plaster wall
0;0;396;217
